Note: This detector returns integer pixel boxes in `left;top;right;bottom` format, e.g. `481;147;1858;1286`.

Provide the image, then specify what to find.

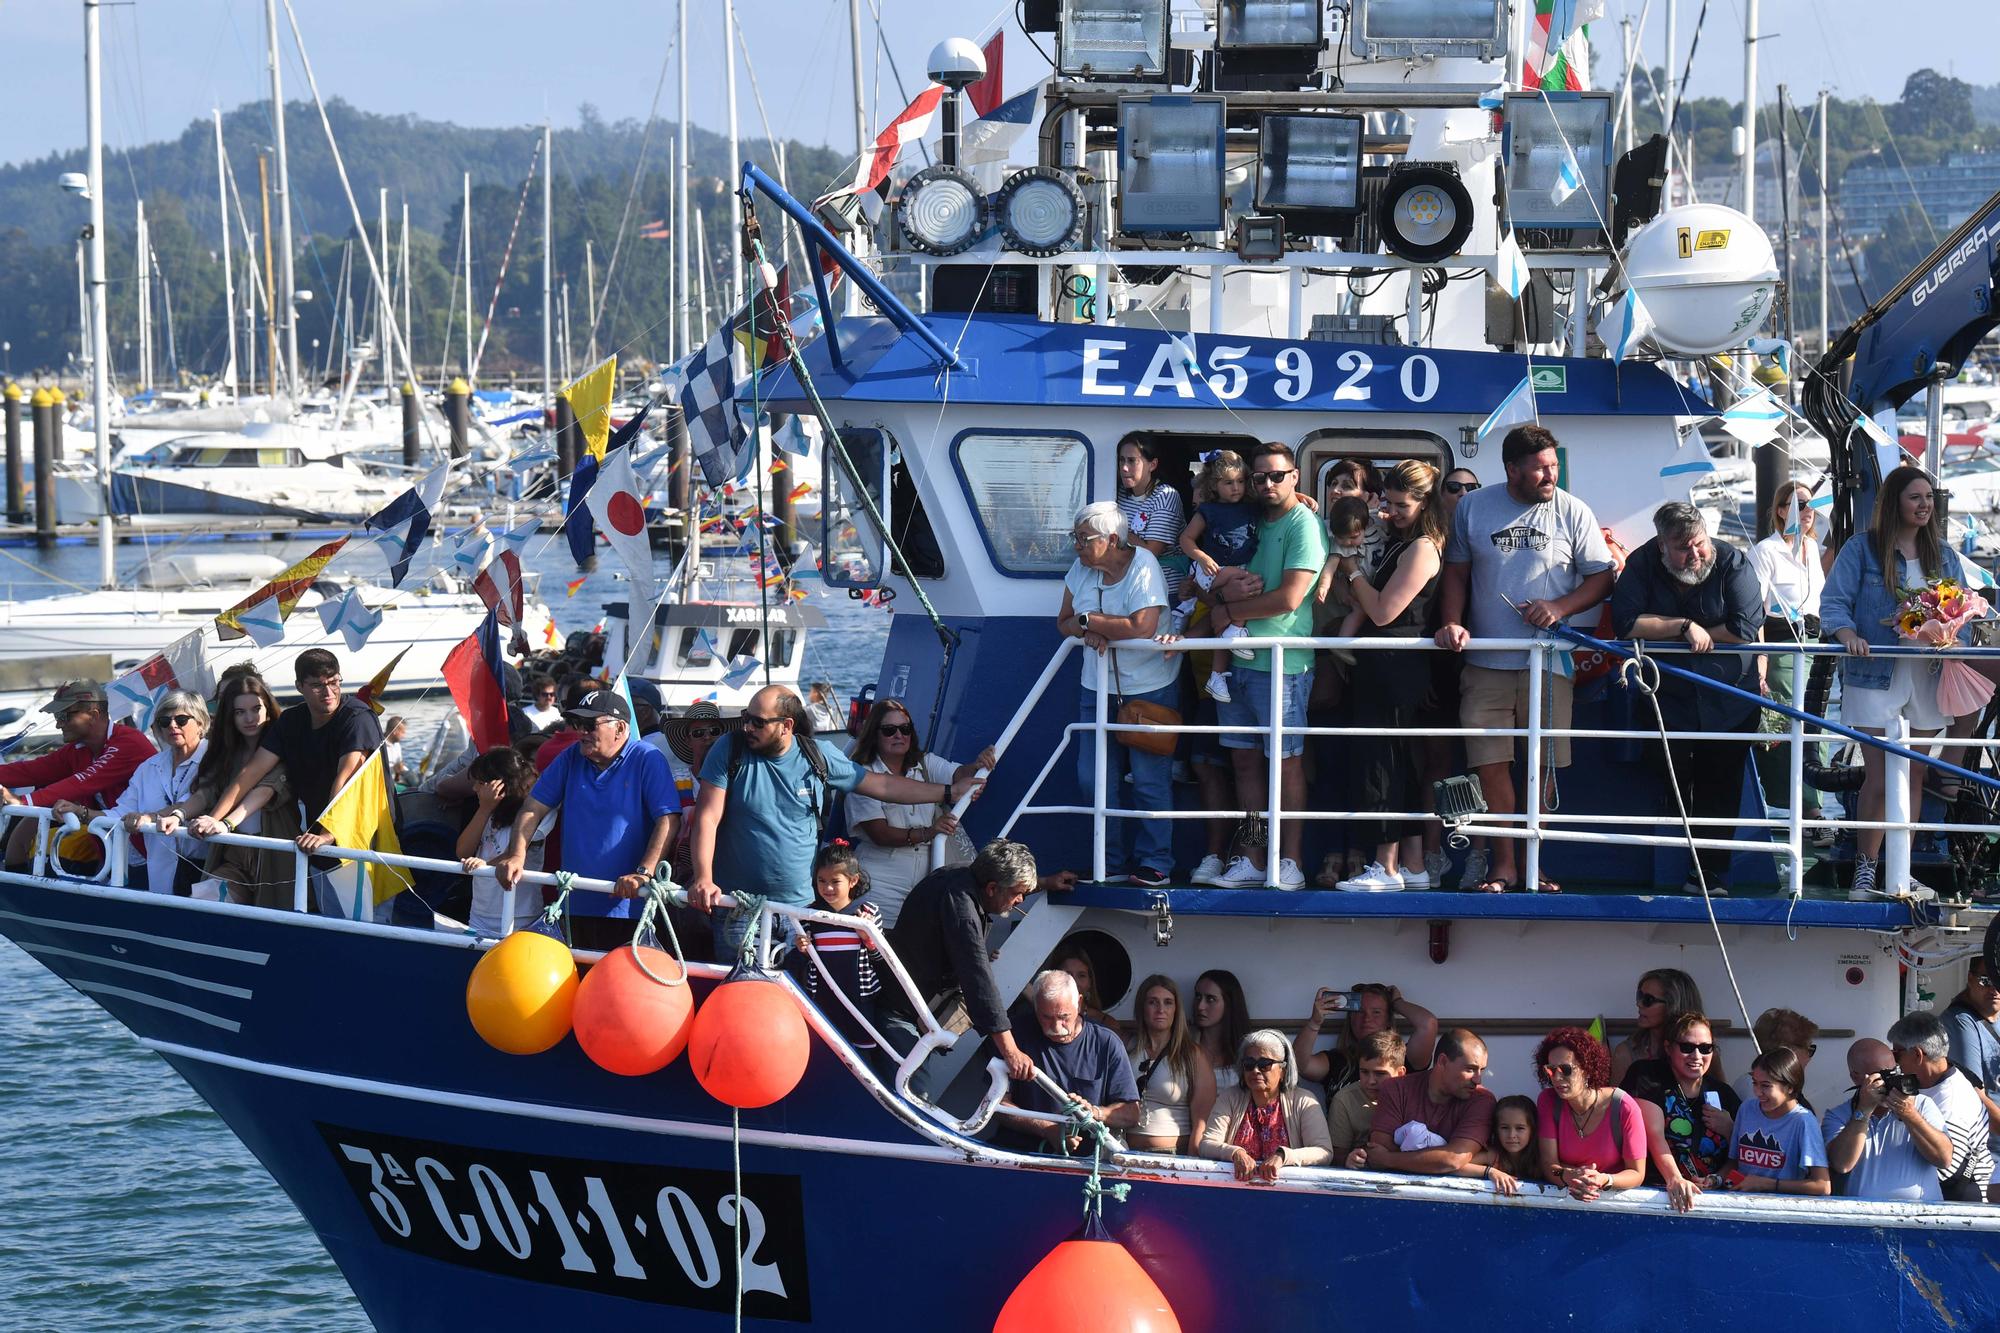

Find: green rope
627;863;690;986
538;870;577;947
1066;1103;1129;1225
729;890;769;971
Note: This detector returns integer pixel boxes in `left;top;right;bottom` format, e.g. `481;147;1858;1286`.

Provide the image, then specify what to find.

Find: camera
1875;1070;1921;1097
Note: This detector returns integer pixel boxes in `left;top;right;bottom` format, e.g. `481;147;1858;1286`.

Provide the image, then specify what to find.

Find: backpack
725;729;833;841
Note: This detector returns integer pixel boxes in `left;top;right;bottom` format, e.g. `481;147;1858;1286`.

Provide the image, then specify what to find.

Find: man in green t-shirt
1208;442;1328;889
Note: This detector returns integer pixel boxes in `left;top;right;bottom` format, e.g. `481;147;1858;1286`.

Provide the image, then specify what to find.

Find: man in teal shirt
1209;442;1327;889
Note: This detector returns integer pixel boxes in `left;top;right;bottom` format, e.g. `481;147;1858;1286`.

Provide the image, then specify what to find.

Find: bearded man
1610;501;1766;895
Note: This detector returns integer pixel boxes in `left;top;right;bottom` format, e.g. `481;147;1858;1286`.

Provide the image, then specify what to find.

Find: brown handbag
1106;621;1181;756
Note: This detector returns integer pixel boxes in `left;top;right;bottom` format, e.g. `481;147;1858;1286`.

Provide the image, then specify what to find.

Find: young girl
1726;1046;1831;1196
1466;1095;1541;1195
787;841;883;1053
1117;437;1187;599
1174;450;1261;703
456;747;546;935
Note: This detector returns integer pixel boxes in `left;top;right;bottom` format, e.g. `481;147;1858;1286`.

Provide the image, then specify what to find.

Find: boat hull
2;879;1996;1331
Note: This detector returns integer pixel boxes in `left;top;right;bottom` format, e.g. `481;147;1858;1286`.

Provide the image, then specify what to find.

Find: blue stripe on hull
2;882;1996;1330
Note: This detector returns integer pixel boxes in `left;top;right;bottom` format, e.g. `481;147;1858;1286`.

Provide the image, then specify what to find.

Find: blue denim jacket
1819;537;1969;692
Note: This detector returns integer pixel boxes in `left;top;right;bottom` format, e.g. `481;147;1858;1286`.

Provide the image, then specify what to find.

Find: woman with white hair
1197;1028;1334;1181
1058;500;1179;886
84;691;210;895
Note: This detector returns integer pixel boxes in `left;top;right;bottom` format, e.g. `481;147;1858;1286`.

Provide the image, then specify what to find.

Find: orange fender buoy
686;977;810;1108
465;930;578;1055
994;1233;1181;1333
573;945;696;1076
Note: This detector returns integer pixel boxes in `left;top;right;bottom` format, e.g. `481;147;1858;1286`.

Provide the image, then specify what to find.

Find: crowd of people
1064;428;1991;899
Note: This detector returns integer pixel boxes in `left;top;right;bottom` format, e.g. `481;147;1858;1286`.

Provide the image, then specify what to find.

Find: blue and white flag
962;87;1039;166
1659;431;1718;478
1720;387;1786;447
678;325;751;488
316;586;383;654
1496;229;1531;300
1477;375;1538;441
236;595;287;649
1551;140;1584;206
362;460;450;589
720;655;762;691
1601;288;1655;361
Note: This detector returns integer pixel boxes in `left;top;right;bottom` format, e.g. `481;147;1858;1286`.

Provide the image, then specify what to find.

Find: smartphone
1318;987;1366;1014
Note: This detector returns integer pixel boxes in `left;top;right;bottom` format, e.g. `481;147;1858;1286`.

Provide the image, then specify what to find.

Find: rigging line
471;135;543;382
1859;97;1943;249
582;27;676;361
1666;0;1712;145
862;0;932;168
733;22;805;278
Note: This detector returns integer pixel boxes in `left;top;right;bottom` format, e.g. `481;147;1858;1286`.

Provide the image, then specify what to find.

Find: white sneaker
1400;866;1432;889
1215;856;1267;887
1337;862;1405;892
1276;858;1306;890
1190;854;1227;886
1222;622;1255;660
1205;671;1233;704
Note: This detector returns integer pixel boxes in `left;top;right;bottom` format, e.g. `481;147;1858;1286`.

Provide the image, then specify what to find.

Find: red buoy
994;1232;1181;1333
686;977;810;1108
572;945;696;1076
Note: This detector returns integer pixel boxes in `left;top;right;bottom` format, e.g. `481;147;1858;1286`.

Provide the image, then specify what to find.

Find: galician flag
1477;375;1539;441
1496;229;1531;300
1551;140;1584;206
1601;288;1655;361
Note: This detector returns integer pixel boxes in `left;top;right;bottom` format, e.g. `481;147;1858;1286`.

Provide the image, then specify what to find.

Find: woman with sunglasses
1610;967;1705;1083
1196;1029;1332;1182
1534;1025;1648;1201
162;673;299;908
83;690;210;896
845;697;996;927
1621;1011;1740;1212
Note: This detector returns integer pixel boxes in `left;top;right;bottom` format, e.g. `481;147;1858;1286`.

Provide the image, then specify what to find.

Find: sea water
0;534;893;1326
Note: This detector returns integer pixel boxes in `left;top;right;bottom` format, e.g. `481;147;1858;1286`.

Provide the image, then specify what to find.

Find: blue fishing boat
9;1;2000;1328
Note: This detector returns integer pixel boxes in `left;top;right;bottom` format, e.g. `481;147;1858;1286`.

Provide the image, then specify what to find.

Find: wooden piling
2;383;22;523
30;387;56;547
445;378;471;460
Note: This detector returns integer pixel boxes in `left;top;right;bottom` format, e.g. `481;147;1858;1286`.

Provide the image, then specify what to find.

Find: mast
136;200;151;391
1776;84;1795;401
1741;0;1758;222
264;0;299;394
462;172;475;378
378;188;391;393
724;0;743;311
848;0;868;158
245;229;258;397
1663;0;1677;204
585;238;597;367
399;197;412;385
542;119;553;417
83;0;115;587
695;207;710;335
214;110;238;396
1818;88;1830;354
676;0;690;355
1618;17;1636;154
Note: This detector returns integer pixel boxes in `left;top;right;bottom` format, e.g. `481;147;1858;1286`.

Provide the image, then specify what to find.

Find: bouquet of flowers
1889;577;1995;716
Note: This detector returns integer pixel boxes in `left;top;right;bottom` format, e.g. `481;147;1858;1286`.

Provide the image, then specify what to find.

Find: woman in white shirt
843;696;992;927
83;690;210;895
1750;483;1830;837
457;747;552;935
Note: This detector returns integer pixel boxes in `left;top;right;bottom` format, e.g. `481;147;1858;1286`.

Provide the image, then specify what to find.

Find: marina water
0;534;889;1327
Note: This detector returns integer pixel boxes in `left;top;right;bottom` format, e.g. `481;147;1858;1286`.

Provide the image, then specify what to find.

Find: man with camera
1821;1038;1951;1202
1885;1010;1995;1201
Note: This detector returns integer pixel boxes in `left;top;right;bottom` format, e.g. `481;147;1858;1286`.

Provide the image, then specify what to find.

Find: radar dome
1618;203;1778;357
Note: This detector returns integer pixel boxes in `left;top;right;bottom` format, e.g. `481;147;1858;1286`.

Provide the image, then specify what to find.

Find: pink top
1537;1088;1647;1172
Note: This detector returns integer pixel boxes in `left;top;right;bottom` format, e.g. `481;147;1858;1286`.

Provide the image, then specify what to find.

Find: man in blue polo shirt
494;689;680;949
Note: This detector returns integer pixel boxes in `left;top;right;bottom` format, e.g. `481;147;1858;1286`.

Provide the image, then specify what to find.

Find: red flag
473;549;526;627
442;609;510;753
968;31;1005;118
850;85;944;196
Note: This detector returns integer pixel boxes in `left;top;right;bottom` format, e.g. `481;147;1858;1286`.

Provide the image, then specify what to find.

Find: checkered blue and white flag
678;324;751;487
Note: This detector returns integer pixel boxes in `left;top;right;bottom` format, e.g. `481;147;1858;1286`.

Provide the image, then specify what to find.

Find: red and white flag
473;548;526;628
967;31;1004;118
584;445;656;596
846;85;944;197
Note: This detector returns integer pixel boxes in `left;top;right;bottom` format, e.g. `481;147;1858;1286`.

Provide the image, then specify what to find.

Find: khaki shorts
1461;665;1575;769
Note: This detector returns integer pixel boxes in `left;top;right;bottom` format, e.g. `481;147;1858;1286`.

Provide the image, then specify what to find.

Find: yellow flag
317;748;413;911
1587;1015;1606;1046
214;537;349;641
563;356;618;461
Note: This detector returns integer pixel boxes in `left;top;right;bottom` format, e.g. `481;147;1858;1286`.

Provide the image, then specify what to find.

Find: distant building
1837;151;2000;240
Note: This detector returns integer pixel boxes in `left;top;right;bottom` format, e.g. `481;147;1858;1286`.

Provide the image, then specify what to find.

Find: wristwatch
1078;612;1092;634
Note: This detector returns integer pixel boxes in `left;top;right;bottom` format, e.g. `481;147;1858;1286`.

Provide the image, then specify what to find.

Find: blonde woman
1125;975;1217;1153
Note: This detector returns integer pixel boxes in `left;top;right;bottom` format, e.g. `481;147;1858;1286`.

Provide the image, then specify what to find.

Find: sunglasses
1444;479;1481;495
160;714;198;728
1250;468;1294;486
1637;990;1666;1008
877;722;914;738
741;712;786;730
686;724;723;740
1241;1057;1284;1074
1543;1062;1580;1080
1673;1041;1716;1057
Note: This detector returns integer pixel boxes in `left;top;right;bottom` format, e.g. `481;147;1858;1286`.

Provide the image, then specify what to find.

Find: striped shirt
1119;485;1186;597
788;912;882;1051
1928;1068;1995;1193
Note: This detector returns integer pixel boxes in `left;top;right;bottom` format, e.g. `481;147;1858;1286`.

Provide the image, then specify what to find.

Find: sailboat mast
676;0;689;355
542;119;553;415
462;172;474;378
83;0;115;588
724;0;742;311
214;109;238;396
1818;88;1830;354
136;200;151;391
1741;0;1758;223
585;239;597;367
264;0;299;394
399;198;412;386
848;0;868;157
378;188;391;393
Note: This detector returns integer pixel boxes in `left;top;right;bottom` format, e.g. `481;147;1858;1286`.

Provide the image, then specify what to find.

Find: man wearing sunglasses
0;680;157;872
1207;442;1327;890
685;684;985;962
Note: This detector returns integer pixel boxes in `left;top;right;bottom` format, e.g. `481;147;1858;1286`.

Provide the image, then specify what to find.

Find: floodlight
1256;113;1364;232
1058;0;1171;82
895;165;988;256
1116;95;1227;234
1234;214;1287;262
996;167;1088;257
1376;162;1475;263
1215;0;1326;89
1501;91;1615;234
1347;0;1507;62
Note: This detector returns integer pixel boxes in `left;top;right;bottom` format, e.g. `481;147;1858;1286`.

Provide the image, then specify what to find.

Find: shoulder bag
1101;593;1180;757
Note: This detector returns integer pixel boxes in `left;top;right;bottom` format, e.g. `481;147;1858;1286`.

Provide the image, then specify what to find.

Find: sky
0;0;1991;168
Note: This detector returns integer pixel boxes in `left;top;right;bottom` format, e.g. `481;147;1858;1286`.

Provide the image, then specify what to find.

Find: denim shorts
1218;666;1313;758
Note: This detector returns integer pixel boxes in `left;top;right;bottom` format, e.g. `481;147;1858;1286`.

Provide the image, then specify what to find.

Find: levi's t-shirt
1732;1099;1827;1182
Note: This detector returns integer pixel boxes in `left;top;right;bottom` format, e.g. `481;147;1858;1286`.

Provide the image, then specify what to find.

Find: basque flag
443;607;510;753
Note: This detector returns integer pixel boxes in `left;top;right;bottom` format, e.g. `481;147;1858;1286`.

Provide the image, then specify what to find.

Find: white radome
1619;203;1780;357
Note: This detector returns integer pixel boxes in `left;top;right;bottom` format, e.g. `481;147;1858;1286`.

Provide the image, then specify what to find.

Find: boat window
953;430;1094;576
258;448;301;466
770;629;797;668
822;428;945;587
678;627;716;667
726;628;759;660
1298;429;1451;510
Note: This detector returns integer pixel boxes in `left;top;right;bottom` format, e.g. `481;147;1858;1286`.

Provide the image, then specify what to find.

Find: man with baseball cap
494;687;681;949
0;680;157;871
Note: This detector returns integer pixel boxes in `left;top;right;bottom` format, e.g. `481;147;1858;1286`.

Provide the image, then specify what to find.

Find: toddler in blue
1175;449;1261;703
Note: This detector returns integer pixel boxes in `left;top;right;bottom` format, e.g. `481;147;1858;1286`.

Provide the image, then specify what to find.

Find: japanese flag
585;445;657;596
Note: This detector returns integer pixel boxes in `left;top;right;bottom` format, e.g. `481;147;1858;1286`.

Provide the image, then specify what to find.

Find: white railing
987;632;2000;896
